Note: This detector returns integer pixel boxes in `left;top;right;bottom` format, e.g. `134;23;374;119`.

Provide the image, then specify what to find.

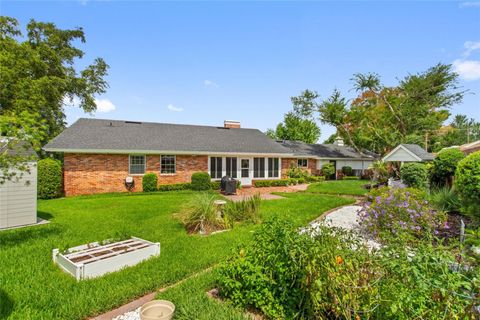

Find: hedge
321;163;336;178
307;175;325;182
431;148;465;187
157;183;191;191
454;151;480;215
343;176;360;180
341;166;353;176
37;158;63;199
191;172;211;190
254;179;289;187
142;173;158;192
401;163;429;189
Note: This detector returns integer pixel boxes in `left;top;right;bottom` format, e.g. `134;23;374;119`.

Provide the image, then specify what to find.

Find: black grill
221;175;237;195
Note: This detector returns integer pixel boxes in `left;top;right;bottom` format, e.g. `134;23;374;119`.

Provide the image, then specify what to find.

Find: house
382;144;434;164
459;140;480;155
44;118;377;196
0;138;38;229
279;138;377;176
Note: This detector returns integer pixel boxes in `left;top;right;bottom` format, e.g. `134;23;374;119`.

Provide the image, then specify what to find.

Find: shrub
297;177;306;184
359;187;447;241
370;161;389;184
341;166;353;176
191;172;211;191
454;151;480;215
361;168;374;180
429;187;461;213
288;178;298;185
306;175;325;182
287;166;309;179
142;173;157;192
254;179;289;187
400;162;429;189
224;193;261;224
177;192;226;234
37;158;63;199
157;183;191;191
431;148;465;187
343;176;359;180
321;163;335;179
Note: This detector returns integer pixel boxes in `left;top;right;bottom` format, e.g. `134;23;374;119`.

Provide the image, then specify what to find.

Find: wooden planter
52;237;160;280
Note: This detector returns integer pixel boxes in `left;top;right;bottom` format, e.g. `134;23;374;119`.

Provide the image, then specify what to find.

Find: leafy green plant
177;192;226;234
306;175;325;182
321;163;335;179
341;166;353;176
37;158;63;199
287;165;309;179
360;187;447;241
343;176;359;180
224;193;261;224
431;148;464;187
191;172;212;191
157;182;191;191
142;173;157;192
400;162;429;189
454;151;480;215
288;178;298;185
429;187;461;213
370;161;389;184
254;179;289;187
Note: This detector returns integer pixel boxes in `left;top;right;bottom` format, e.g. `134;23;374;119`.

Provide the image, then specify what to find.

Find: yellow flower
336;255;344;265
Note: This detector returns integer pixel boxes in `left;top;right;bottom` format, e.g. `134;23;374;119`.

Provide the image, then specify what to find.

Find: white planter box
52;237;160;280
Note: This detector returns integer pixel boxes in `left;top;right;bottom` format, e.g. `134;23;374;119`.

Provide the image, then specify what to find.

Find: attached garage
0;139;38;230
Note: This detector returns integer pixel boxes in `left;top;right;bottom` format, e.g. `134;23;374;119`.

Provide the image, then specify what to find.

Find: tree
0;16;109;182
267;90;321;144
314;64;464;154
432;114;480;151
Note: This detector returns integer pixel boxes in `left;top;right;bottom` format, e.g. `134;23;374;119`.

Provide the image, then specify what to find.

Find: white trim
44;148;294;157
160;154;176;174
128;154;146;175
382;145;422;162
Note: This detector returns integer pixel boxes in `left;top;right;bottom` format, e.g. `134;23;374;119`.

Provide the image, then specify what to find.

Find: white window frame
297;158;308;168
160;155;176;175
209;156;223;179
268;157;280;178
129;154;146;175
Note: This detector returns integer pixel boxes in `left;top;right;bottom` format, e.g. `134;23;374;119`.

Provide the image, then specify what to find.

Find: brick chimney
224;120;240;129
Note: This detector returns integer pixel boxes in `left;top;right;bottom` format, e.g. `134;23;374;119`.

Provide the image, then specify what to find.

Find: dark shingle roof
279;140;378;159
400;144;434;161
44;118;292;155
0;138;37;158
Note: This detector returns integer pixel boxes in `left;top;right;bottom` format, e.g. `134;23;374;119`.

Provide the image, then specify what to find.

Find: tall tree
267;90;321;144
431;114;480;151
316;64;464;154
0;16;109;182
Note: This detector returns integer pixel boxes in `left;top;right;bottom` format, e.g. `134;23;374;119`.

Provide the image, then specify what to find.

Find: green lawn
306;179;370;196
0;191;353;319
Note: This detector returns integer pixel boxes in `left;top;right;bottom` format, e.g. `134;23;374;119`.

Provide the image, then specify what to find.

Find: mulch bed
437;212;477;241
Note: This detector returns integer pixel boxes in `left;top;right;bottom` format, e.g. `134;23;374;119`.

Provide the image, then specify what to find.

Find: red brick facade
281;158;318;178
64;153;208;196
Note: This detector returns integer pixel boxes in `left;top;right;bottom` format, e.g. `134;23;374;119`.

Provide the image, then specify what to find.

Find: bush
429;187;461;213
454;151;480;215
297;177;306;184
431;148;465;187
306;175;325;182
37;158;63;199
142;173;157;192
177;192;226;234
157;183;191;191
321;163;335;179
341;166;353;176
359;187;447;241
288;178;298;185
254;179;289;187
343;176;360;180
361;168;374;180
224;193;261;224
191;172;211;191
370;161;389;184
400;163;429;189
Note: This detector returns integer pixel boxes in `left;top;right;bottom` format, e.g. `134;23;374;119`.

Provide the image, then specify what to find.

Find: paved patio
222;183;308;202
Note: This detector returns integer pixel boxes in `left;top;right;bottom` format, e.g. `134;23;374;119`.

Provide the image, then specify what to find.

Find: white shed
0;139;38;230
382;144;434;164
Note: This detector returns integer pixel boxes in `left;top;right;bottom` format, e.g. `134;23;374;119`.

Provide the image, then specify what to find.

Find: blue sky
2;1;480;142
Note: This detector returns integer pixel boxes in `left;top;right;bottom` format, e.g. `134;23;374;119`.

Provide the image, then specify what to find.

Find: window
254;158;265;178
268;158;279;178
297;158;308;168
129;155;145;174
226;157;237;178
210;157;222;179
161;155;176;174
241;159;249;178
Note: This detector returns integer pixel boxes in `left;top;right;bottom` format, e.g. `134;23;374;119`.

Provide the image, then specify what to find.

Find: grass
306;179;370;196
0;190;353;319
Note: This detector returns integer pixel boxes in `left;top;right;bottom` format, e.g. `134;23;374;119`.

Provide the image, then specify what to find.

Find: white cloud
95;98;116;113
167;104;183;112
459;2;480;8
453;59;480;80
463;41;480;57
204;80;219;88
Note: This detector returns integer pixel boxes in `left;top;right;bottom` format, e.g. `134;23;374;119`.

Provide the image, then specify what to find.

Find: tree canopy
267;90;321;144
0;16;109;182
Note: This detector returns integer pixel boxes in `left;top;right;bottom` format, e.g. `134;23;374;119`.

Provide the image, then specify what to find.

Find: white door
240;158;252;186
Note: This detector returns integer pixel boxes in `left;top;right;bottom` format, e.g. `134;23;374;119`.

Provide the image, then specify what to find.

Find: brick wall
281;158;319;178
64;153;208;196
